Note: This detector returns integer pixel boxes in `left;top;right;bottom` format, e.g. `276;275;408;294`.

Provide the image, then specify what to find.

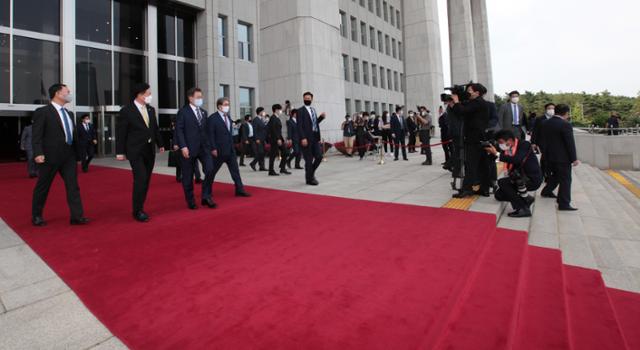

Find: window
398;41;402;61
400;73;404;92
392;38;397;58
219;84;230;98
394;71;399;91
385;35;390;55
364;101;371;113
368;0;374;12
390;5;395;26
12;36;60;104
371;63;378;87
342;54;349;81
359;0;365;7
360;21;367;46
218;16;228;57
396;10;401;28
0;34;8;103
379;67;385;89
14;0;60;35
0;0;8;27
176;13;195;58
113;0;146;50
339;11;347;38
383;1;388;22
114;52;146;105
376;0;381;17
158;9;176;55
377;31;383;53
238;22;253;61
374;102;380;115
369;26;376;49
239;87;254;118
158;8;195;58
345;99;352;115
158;59;177;108
355;100;362;113
362;61;369;85
387;68;392;90
76;47;113;106
350;16;358;42
76;0;111;43
352;58;360;83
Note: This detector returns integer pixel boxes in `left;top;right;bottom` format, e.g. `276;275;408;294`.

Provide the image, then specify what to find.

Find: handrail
575;126;640;135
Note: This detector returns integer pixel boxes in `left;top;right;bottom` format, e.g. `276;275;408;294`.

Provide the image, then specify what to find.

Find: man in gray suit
498;90;528;139
20;122;38;178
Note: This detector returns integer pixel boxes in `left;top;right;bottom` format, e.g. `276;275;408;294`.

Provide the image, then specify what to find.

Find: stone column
258;0;345;142
470;0;494;100
60;0;76;111
146;4;159;111
402;0;445;114
447;0;477;85
196;0;216;111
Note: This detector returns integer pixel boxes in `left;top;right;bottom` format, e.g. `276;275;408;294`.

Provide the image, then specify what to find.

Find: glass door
97;107;118;157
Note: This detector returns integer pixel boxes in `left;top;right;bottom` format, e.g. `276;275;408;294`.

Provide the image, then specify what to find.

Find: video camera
441;81;474;103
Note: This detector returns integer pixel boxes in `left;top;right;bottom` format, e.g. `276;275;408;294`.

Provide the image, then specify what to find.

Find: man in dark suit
531;103;555;183
76;114;97;173
208;97;251;204
498;90;528;139
116;83;165;222
31;83;89;226
486;129;543;218
20;121;38;178
267;104;291;176
297;91;326;186
406;111;418;153
390;106;409;161
540;104;580;211
286;109;303;169
250;107;267;171
175;87;215;210
238;115;252;166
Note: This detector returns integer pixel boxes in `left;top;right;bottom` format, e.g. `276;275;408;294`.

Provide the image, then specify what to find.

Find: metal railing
575;126;640;135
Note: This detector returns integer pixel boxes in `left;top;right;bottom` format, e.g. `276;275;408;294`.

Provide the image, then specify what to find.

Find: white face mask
63;93;73;103
221;106;230;114
499;143;510;151
194;98;204;107
546;109;555;117
511;97;520;104
144;95;153;104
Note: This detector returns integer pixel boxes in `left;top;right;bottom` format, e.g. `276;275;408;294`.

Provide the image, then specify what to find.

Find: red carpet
0;163;639;349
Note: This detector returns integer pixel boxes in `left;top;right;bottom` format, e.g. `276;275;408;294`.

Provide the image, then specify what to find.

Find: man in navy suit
77;114;97;173
250;107;268;171
208;97;251;204
390;105;409;161
176;87;215;209
286;109;303;169
297;91;326;186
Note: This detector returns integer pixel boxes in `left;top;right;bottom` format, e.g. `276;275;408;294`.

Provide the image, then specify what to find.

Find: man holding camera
485;130;543;218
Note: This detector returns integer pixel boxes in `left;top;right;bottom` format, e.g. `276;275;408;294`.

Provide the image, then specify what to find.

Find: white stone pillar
196;0;216;111
447;0;477;85
471;0;494;101
147;4;159;111
402;0;445;114
60;0;76;113
258;0;345;142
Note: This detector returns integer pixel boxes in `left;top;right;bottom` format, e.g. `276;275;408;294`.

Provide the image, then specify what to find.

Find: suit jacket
21;125;33;151
32;103;80;164
530;116;549;149
287;118;300;143
239;123;251;143
406;117;418;133
540;116;577;164
390;114;407;137
252;117;267;142
451;98;490;143
499;140;543;185
297;106;324;143
208;111;236;157
176;105;210;153
116;102;163;160
77;122;97;146
498;102;527;134
267;114;283;144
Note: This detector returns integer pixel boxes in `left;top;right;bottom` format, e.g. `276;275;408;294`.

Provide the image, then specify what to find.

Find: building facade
0;0;492;161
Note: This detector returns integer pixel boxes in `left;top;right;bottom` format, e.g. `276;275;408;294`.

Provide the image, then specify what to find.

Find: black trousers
32;149;84;219
408;131;417;152
269;141;288;172
495;177;541;210
25;149;38;177
442;140;452;164
394;133;407;160
80;143;95;171
381;130;393;152
286;141;301;167
419;130;432;162
302;139;323;182
212;153;245;193
238;141;250;165
450;138;463;177
542;162;572;208
250;140;265;169
180;148;214;203
462;142;484;191
128;145;155;213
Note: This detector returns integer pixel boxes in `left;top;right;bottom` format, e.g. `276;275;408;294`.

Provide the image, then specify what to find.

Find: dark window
113;0;145;50
114;52;145;105
0;34;8;103
176;12;195;58
76;46;113;106
178;62;195;106
76;0;111;44
0;0;9;27
13;0;60;35
12;36;60;104
158;59;176;109
158;8;176;55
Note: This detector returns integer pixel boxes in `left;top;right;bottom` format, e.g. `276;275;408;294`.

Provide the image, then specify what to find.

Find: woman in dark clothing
380;111;393;153
355;115;369;160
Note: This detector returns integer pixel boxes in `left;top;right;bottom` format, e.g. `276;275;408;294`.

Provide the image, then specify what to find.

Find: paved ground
1;146;639;349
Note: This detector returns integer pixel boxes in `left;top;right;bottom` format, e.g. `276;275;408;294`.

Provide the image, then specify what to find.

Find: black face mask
304;100;312;106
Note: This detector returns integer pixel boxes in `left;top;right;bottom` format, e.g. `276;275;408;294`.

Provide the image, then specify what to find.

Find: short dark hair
285;100;290;104
132;83;150;99
303;92;313;98
555;104;570;116
544;103;556;109
48;83;67;99
508;90;520;97
244;115;252;121
469;83;488;96
395;105;403;113
187;87;202;97
494;129;516;141
272;104;282;112
290;109;298;116
216;97;230;107
81;114;90;120
256;107;264;114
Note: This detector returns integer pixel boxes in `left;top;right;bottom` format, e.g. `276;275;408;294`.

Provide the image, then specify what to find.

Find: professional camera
509;169;529;198
480;139;498;149
444;82;473;102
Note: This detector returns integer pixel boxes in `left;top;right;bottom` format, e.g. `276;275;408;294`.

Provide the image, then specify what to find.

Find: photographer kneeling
485;129;543;218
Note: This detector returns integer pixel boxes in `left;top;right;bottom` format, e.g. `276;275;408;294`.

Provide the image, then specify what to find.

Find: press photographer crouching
485;129;543;218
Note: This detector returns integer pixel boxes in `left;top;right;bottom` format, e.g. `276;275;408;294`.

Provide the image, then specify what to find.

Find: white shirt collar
134;100;146;110
51;101;64;111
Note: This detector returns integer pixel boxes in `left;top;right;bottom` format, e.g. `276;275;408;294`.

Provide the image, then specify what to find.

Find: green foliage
495;90;639;127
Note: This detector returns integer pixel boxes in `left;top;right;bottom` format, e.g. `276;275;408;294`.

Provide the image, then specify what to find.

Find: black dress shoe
403;158;409;161
508;208;532;218
133;211;150;222
394;158;399;161
201;198;218;209
32;216;46;226
541;192;557;199
474;190;490;197
235;191;251;197
452;190;475;199
558;206;578;211
70;217;90;225
176;177;182;183
195;178;203;184
524;195;536;207
259;168;268;172
187;202;198;210
268;171;280;176
422;161;432;166
250;163;257;171
280;169;292;175
295;166;304;170
306;179;319;186
239;163;246;167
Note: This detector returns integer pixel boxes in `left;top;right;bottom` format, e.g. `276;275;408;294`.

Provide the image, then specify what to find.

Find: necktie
140;106;150;127
85;123;89;132
513;104;519;125
196;108;202;126
60;108;73;145
311;107;318;132
224;114;230;131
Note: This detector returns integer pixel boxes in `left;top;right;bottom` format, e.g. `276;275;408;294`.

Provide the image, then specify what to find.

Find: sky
437;0;640;97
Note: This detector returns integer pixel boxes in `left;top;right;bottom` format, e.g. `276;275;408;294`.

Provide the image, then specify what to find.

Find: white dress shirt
51;101;73;141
